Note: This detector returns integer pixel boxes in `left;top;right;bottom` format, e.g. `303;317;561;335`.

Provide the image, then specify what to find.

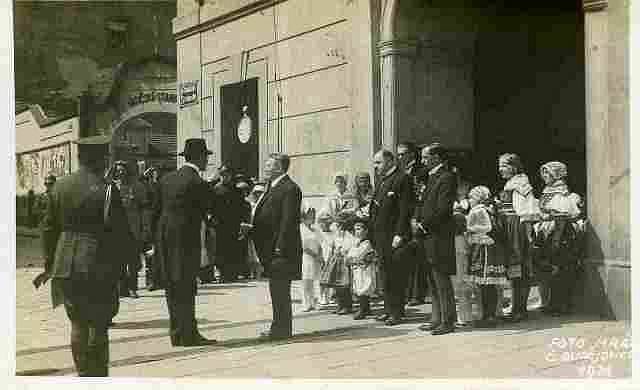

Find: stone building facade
173;0;630;319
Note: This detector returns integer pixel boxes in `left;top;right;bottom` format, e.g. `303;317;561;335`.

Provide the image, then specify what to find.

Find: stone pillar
378;40;417;152
584;1;610;261
581;0;630;320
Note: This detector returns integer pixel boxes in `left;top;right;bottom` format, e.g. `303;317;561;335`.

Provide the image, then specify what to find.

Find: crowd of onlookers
32;141;587;332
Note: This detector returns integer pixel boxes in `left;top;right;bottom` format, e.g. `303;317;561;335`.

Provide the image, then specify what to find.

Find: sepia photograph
5;0;635;384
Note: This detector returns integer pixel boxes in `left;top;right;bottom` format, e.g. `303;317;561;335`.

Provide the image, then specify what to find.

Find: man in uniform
154;138;216;347
34;134;132;376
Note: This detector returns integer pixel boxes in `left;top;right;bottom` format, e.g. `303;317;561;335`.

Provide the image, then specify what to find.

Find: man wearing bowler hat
34;134;132;376
154;138;216;346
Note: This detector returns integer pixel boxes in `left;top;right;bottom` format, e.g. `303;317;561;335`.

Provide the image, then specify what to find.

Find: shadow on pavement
111;318;228;330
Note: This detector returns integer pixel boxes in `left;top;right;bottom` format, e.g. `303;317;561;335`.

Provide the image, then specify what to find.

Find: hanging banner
16;143;72;195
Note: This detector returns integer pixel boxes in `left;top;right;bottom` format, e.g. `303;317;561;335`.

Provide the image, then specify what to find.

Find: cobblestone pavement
14;264;631;379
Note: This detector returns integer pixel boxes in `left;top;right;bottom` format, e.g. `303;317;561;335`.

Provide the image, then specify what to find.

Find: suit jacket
252;175;303;280
154;165;209;283
419;167;457;275
210;181;245;260
42;166;131;282
370;166;412;261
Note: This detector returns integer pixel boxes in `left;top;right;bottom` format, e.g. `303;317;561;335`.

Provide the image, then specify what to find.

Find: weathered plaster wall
175;0;378;209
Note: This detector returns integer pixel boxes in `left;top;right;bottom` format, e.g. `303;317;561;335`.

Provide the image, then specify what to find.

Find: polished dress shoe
130;291;140;299
407;299;424;307
375;313;390;322
431;325;455;336
337;308;352;315
385;317;401;326
418;322;441;332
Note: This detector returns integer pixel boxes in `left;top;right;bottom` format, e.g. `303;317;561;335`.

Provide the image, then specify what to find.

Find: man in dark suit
370;149;413;326
210;164;245;283
154;138;216;347
397;142;430;307
251;153;302;340
417;143;457;335
34;134;132;376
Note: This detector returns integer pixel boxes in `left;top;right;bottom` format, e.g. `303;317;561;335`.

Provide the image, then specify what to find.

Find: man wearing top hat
34;134;132;376
154;138;217;346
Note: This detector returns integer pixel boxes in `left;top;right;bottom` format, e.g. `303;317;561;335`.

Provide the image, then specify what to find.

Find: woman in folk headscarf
324;172;359;225
533;161;584;316
495;153;540;323
352;171;373;218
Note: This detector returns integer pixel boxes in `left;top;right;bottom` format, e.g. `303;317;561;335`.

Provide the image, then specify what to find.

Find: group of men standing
35;129;460;377
369;143;457;334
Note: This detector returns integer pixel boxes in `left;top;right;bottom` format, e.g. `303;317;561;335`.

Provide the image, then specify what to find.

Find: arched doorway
379;0;586;195
110;110;177;176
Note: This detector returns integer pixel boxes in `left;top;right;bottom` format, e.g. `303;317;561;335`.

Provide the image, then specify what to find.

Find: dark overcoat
154;165;209;284
210;181;245;269
252;175;303;280
42;166;131;318
369;167;413;262
418;167;457;275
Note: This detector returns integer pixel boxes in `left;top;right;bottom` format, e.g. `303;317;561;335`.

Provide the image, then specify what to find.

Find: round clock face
237;116;252;144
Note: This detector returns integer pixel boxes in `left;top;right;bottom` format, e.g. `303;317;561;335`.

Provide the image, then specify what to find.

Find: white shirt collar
183;162;201;173
429;163;444;176
270;173;288;188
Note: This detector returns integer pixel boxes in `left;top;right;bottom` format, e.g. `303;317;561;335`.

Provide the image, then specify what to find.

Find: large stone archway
377;0;630;319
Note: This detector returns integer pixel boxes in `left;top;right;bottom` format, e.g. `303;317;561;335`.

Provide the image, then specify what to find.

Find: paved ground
14;261;631;379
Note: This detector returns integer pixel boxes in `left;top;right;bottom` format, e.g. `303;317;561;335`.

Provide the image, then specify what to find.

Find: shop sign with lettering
128;90;177;108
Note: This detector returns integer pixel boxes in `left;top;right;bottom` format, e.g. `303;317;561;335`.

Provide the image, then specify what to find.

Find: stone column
378;39;417;152
584;0;610;261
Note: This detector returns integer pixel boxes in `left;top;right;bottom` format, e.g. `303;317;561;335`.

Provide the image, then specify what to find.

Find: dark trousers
427;267;456;327
480;285;498;320
165;279;198;344
511;278;530;316
268;279;293;336
68;320;109;376
406;239;429;302
383;245;411;319
335;287;353;311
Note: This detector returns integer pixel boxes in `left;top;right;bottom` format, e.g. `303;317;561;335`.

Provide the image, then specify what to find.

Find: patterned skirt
465;243;509;286
495;214;534;280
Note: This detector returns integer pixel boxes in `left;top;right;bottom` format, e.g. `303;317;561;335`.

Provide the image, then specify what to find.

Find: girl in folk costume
300;204;323;311
465;186;509;327
495;153;540;323
533;161;584;316
316;211;334;306
347;217;379;320
320;212;357;314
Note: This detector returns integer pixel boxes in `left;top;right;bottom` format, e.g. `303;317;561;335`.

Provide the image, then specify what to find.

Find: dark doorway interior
220;78;260;179
471;3;586;196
